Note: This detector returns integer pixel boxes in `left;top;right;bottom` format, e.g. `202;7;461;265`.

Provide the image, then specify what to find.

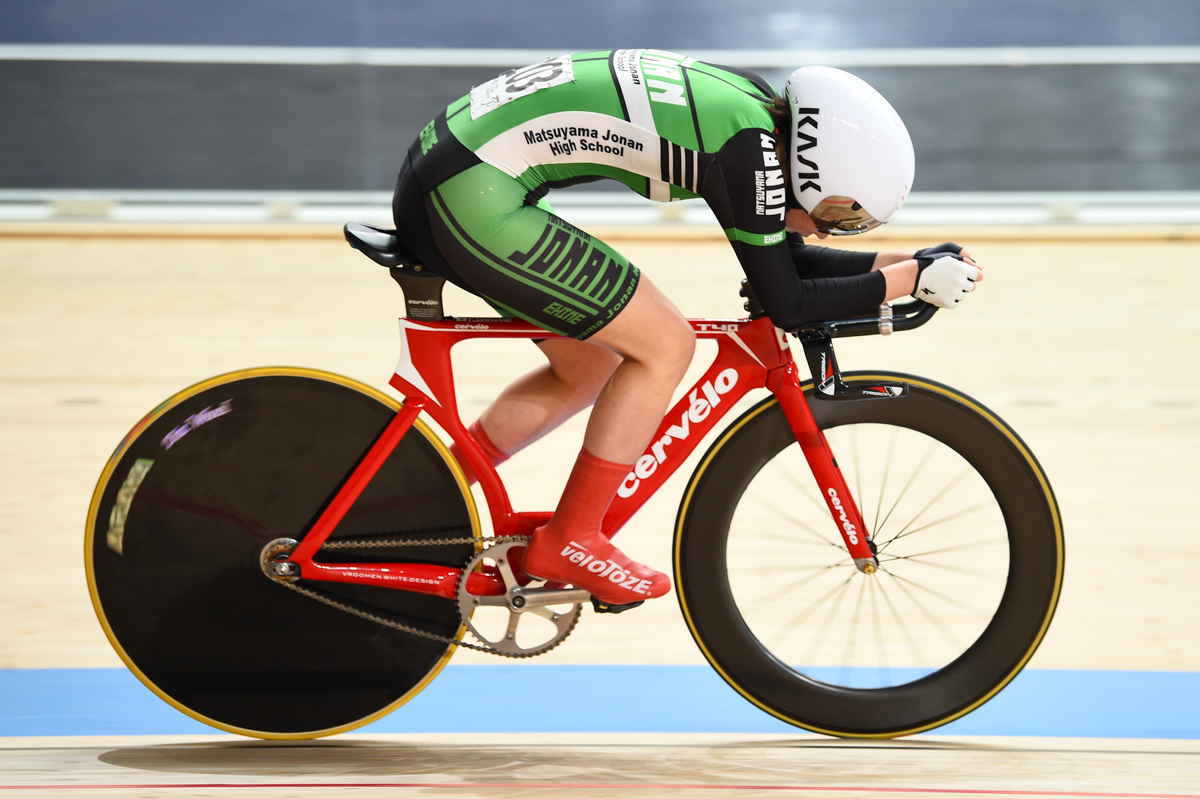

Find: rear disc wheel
86;368;478;738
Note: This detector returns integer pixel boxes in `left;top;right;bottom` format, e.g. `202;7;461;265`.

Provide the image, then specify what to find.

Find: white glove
913;255;980;309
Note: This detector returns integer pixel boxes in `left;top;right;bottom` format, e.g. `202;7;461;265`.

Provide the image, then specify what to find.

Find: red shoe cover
524;527;670;605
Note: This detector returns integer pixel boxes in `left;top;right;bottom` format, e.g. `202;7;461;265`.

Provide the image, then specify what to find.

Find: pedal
591;598;645;614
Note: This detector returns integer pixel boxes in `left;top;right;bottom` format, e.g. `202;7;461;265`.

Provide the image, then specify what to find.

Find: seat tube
767;363;878;573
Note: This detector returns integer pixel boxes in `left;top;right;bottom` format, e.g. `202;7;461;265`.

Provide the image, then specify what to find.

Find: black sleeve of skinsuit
787;233;878;279
701;130;886;329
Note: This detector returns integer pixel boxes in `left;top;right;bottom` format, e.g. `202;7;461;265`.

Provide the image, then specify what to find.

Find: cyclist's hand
916;241;980;271
913;253;981;309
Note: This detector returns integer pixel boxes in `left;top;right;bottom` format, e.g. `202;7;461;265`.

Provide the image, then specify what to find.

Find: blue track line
1;666;1197;738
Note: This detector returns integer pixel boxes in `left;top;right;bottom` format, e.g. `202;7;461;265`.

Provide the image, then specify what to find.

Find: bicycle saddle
343;222;421;269
345;221;447;319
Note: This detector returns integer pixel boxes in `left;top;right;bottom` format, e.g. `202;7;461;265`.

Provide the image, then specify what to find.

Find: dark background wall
7;0;1199;50
2;0;1198;192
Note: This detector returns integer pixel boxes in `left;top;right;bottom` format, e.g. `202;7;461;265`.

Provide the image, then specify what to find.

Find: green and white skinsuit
392;49;885;338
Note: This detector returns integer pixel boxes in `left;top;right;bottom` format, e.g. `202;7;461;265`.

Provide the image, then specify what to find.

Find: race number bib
470;55;574;119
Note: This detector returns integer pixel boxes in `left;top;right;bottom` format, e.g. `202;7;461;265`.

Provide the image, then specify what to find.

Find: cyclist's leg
448;339;620;485
476;338;623;455
573;276;693;463
425;163;693;603
459;275;692;479
519;278;691;604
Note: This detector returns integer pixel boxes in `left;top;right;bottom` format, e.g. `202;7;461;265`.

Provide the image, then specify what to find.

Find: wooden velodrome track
1;220;1198;797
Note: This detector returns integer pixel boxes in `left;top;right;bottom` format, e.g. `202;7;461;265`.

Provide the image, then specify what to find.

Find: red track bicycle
86;222;1064;740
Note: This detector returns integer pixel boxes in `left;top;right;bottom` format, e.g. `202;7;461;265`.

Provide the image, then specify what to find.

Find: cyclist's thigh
426;163;639;339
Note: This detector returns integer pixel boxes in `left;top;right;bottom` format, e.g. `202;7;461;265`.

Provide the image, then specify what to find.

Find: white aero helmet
783;66;915;235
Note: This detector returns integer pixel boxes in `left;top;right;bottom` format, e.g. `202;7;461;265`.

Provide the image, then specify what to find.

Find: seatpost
389;268;447;321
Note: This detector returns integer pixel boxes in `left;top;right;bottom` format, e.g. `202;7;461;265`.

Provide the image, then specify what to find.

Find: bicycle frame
283;314;876;598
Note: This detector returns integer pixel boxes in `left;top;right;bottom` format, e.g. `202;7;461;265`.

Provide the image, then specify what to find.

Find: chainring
456;537;590;657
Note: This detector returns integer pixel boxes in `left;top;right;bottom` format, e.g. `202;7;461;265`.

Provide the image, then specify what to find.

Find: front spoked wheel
675;372;1064;737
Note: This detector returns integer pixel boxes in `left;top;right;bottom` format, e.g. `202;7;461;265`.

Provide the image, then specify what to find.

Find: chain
317;530;480;550
275;534;568;658
277;578;509;654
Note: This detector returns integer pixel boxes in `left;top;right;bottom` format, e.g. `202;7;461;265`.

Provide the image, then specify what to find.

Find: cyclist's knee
659;317;696;379
629;313;693;386
594;278;694;381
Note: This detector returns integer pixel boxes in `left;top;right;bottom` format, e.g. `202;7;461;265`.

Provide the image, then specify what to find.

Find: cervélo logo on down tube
618;368;738;498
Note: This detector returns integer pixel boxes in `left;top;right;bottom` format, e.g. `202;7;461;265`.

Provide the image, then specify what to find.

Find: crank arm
509;586;591;609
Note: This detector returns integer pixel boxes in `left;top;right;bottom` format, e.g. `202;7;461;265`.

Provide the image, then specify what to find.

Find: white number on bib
470;55;574;119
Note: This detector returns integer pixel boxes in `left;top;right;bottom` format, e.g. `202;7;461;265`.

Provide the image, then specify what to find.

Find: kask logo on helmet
793;107;820;193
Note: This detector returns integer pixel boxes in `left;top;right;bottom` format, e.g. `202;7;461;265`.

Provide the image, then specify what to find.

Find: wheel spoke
778;461;830;516
878;497;995;553
867;576;889;678
873;438;938;544
770;570;854;642
848;426;864;521
874;575;928;665
880;566;995;619
799;573;857;666
730;524;842;549
880;554;1006;584
745;561;851;613
876;466;973;550
839;574;870;675
875;569;968;651
745;561;855;572
882;536;1006;560
871;426;900;538
745;492;846;551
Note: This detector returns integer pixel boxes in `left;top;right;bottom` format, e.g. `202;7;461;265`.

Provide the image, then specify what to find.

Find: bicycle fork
769;355;881;575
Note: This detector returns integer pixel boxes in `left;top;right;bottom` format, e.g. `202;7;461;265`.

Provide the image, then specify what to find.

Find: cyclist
391;50;981;609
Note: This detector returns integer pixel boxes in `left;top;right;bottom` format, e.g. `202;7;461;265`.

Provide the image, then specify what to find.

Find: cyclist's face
784;208;830;239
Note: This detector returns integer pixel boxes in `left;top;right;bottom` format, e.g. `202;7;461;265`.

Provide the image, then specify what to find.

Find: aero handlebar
739;278;939;340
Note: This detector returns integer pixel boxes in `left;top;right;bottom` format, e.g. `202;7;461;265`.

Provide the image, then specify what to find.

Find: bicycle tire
674;371;1064;738
85;368;479;739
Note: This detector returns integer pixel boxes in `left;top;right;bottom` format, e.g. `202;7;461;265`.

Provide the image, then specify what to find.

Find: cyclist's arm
789;234;931;276
787;233;874;278
701;130;885;328
873;250;923;270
